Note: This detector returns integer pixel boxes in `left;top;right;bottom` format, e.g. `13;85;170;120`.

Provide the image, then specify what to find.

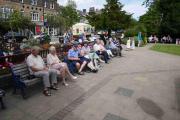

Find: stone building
0;0;59;35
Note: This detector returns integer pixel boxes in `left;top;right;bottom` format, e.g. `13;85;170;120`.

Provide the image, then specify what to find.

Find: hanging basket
42;43;50;50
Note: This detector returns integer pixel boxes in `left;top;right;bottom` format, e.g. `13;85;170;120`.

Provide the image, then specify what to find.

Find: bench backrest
11;63;30;81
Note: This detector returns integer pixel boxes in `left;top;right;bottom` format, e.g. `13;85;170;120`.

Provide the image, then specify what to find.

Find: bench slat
11;63;38;84
12;63;27;68
13;68;29;75
23;78;41;86
12;65;28;71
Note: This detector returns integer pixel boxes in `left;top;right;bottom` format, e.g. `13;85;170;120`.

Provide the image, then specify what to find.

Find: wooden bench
11;63;41;99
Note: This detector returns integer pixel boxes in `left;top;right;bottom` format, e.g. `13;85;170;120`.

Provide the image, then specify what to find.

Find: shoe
72;76;77;80
62;82;69;86
78;71;84;75
50;86;59;90
43;90;51;96
99;59;105;63
91;69;98;73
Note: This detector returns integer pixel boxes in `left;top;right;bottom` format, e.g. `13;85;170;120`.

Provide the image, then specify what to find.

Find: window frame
31;12;39;21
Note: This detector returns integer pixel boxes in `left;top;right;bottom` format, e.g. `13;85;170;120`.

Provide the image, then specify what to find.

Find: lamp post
42;0;45;33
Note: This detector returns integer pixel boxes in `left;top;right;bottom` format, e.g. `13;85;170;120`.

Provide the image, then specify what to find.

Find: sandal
62;82;69;86
43;90;51;96
50;86;59;90
71;76;77;80
91;69;98;73
78;71;84;75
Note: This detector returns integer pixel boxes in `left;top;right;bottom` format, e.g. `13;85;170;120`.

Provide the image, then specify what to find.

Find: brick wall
0;0;58;17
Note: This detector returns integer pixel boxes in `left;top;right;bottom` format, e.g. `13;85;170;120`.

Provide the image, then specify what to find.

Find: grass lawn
150;44;180;56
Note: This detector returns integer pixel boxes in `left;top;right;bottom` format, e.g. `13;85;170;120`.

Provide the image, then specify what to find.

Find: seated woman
93;39;109;63
108;38;121;56
82;41;104;69
79;46;98;73
100;39;114;57
47;46;77;86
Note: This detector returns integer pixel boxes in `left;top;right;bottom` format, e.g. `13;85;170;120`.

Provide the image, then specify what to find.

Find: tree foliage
139;3;161;35
0;11;34;36
46;0;80;32
61;5;80;30
46;14;65;28
86;0;132;32
140;0;180;37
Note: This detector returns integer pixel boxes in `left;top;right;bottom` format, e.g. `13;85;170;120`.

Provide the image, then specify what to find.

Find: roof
72;23;92;27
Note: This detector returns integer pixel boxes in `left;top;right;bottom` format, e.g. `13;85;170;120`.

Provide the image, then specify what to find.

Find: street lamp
41;0;45;33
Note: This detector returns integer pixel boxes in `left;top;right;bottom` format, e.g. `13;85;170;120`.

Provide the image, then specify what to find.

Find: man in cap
67;42;88;75
26;46;58;96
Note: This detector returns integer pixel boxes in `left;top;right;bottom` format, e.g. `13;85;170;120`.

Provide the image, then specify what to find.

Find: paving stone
103;113;128;120
1;46;180;120
114;87;134;97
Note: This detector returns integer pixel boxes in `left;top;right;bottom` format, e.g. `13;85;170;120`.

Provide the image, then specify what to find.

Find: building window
20;0;24;3
76;29;79;34
1;7;5;14
1;7;13;19
31;0;37;5
50;2;54;9
20;9;24;16
31;12;39;21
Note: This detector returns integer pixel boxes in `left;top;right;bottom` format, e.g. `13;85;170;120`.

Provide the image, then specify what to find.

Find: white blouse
47;53;60;66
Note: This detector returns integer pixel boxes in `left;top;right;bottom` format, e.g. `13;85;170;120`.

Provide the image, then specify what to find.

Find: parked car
3;32;28;43
33;33;50;44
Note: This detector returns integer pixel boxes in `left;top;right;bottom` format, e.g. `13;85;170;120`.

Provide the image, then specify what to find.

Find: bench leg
0;97;5;109
12;87;17;94
20;87;27;99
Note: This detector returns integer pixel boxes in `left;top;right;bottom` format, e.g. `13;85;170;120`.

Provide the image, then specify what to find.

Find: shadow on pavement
174;77;180;112
137;97;164;119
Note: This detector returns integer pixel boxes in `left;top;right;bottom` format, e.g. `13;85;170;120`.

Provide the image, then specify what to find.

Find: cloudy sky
57;0;148;19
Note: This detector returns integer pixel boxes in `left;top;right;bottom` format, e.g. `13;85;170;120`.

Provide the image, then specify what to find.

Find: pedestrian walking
138;32;143;47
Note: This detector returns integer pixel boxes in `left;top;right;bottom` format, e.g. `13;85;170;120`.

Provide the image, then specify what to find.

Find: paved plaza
0;45;180;120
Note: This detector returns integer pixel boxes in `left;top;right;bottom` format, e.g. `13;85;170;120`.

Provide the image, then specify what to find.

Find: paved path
1;45;180;120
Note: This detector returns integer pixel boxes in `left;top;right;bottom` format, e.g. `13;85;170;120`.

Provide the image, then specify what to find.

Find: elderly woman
82;41;104;69
47;46;77;86
93;39;109;63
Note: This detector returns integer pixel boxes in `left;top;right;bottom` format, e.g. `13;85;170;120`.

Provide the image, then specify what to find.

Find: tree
46;1;80;34
46;13;66;34
139;2;161;35
140;0;180;38
87;0;132;34
0;11;34;36
60;4;80;30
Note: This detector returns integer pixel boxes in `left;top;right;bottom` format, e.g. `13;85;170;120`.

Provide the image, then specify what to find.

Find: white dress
126;39;131;49
131;40;135;50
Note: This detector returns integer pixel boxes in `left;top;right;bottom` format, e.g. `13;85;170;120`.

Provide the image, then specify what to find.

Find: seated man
93;39;109;63
26;46;58;96
161;36;167;43
108;38;121;57
68;43;88;75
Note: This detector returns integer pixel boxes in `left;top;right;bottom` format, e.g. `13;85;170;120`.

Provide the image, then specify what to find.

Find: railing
0;49;50;65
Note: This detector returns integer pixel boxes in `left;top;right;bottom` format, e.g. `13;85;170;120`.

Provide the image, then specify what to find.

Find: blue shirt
138;32;142;41
68;49;79;58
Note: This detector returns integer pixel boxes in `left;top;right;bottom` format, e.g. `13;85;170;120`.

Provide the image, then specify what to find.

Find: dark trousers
96;51;109;63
